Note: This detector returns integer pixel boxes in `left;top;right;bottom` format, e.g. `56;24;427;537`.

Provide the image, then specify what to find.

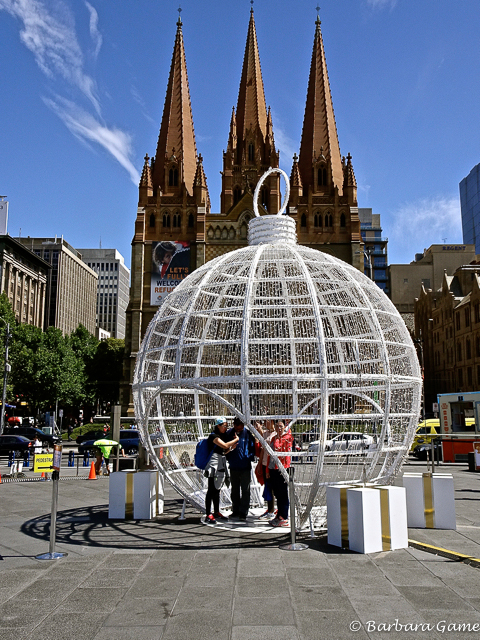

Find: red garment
267;430;293;470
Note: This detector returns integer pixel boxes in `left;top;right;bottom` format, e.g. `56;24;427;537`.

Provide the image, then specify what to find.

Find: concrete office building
460;162;480;254
358;208;388;294
78;249;130;339
17;237;98;336
388;244;476;320
0;235;49;328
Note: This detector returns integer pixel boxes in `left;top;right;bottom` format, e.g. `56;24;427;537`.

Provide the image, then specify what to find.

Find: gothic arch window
301;213;307;228
325;212;333;228
318;166;327;186
340;212;346;228
207;226;214;239
149;213;156;228
188;213;194;228
261;187;269;211
248;142;254;162
233;186;242;204
173;211;181;228
168;166;178;187
163;213;171;228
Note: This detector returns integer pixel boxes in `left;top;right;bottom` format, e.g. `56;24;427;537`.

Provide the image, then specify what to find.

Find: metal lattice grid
133;168;422;528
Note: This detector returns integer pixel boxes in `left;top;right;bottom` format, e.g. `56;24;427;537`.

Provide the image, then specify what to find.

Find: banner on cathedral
150;241;190;306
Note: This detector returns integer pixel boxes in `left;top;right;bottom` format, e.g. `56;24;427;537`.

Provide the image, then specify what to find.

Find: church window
248;143;255;162
173;212;181;228
325;212;333;228
168;167;178;187
149;213;156;228
340;212;346;228
233;186;242;204
467;339;472;360
318;166;327;186
188;213;194;228
301;213;307;228
163;213;171;228
261;187;269;211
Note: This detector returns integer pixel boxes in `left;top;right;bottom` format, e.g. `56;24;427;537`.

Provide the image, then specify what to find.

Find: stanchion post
279;467;308;551
36;445;67;560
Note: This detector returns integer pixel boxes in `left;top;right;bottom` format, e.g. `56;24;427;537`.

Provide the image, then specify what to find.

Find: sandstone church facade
121;9;363;413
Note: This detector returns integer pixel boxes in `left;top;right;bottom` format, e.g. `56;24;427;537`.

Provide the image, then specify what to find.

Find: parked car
76;429;108;445
78;429;140;456
4;425;60;447
0;434;34;456
412;440;442;461
308;431;374;454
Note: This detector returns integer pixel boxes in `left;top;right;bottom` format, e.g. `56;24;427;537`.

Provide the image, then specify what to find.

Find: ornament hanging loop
253;167;290;217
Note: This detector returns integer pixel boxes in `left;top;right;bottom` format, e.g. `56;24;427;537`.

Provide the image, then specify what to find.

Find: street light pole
0;321;11;436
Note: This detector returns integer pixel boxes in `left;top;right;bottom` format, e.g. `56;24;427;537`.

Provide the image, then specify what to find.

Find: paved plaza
1;458;480;640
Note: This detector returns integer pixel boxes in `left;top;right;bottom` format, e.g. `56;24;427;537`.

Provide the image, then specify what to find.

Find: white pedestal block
109;470;164;520
134;470;164;519
402;473;456;530
326;484;351;549
347;488;382;554
375;486;408;550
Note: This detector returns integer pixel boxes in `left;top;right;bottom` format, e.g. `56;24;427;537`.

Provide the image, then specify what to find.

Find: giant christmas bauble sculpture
133;168;422;528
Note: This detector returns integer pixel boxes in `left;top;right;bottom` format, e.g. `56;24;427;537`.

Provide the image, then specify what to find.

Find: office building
78;249;130;339
358;208;389;294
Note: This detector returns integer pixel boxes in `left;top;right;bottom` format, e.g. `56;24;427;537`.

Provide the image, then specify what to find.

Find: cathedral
121;8;363;413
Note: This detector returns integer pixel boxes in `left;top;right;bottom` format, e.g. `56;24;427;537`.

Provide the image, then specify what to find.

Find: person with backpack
203;418;239;525
226;417;255;522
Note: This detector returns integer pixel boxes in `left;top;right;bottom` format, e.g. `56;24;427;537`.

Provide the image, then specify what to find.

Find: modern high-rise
358;208;389;294
78;249;130;339
17;237;98;335
121;9;364;413
460;162;480;254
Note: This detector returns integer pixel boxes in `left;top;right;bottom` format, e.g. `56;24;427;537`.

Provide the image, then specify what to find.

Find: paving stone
232;626;301;640
173;586;233;613
161;610;231;640
55;587;127;613
127;575;184;599
93;626;165;640
396;586;477;612
233;596;295;626
298;610;370;640
103;597;174;626
286;566;340;586
290;585;354;611
26;612;106;640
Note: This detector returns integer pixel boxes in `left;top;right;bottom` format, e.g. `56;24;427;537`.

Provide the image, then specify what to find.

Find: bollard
8;450;14;467
83;450;89;467
68;450;74;467
24;450;30;468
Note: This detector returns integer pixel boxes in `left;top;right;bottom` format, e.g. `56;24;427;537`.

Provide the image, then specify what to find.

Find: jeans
268;468;289;520
230;467;251;517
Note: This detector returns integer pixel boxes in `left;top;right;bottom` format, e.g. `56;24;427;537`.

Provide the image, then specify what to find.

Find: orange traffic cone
88;461;97;480
0;473;2;483
41;472;45;480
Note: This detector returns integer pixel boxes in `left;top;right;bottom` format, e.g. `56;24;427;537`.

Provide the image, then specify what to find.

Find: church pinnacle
152;13;199;196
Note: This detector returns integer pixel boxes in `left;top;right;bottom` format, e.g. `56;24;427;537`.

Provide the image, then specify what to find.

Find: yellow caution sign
34;453;54;473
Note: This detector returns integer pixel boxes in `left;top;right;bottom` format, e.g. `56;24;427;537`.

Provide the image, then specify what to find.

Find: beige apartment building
17;237;98;336
0;235;49;327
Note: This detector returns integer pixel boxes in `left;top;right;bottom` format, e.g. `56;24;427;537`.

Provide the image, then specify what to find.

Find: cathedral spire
234;6;268;162
152;14;198;195
298;13;343;194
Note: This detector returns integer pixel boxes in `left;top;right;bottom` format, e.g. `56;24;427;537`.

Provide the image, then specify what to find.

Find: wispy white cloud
366;0;398;10
0;0;100;112
85;1;102;59
130;84;156;125
44;96;140;185
389;196;463;262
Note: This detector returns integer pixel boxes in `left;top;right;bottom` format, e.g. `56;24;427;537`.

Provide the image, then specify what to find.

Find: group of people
203;416;293;528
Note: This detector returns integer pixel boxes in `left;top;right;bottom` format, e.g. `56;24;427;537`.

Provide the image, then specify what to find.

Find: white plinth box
327;484;408;554
109;470;164;519
402;473;456;530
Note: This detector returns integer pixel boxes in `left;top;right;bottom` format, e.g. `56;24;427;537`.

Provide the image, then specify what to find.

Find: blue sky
1;0;479;269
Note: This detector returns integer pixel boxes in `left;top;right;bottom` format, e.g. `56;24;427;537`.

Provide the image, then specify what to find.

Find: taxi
410;419;439;452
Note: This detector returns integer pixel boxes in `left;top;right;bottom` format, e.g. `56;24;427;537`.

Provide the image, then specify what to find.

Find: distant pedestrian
226;417;255;521
67;423;73;441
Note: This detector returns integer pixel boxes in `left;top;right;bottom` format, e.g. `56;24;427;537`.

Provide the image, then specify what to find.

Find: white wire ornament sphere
133;168;422;528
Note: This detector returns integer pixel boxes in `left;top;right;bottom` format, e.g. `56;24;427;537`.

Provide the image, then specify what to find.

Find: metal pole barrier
178;499;187;520
36;469;67;560
279;467;308;551
76;452;79;476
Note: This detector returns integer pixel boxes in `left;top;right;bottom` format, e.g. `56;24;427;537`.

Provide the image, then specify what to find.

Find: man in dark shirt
226;417;255;521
